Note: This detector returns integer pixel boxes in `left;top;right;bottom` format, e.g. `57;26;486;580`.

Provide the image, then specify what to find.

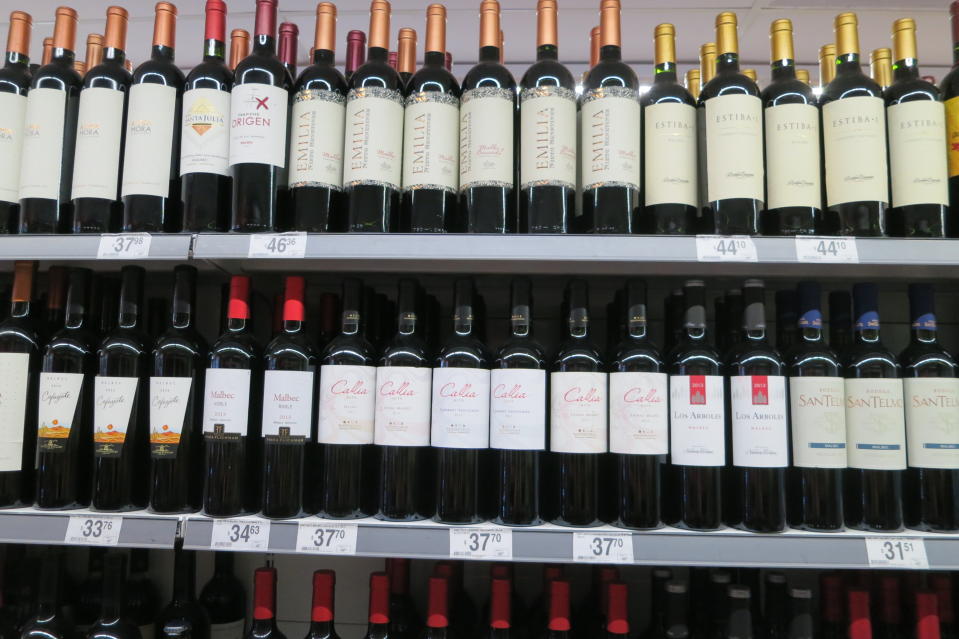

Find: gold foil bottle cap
700;41;717;84
85;33;103;68
871;47;891;87
892;17;916;61
686;68;700;98
42;37;53;64
834;12;859;57
397;27;416;73
589;26;599;66
599;0;620;48
654;23;675;66
796;68;810;83
369;0;391;50
770;17;794;62
153;2;177;49
426;4;446;54
479;0;500;50
536;0;558;48
314;2;336;54
716;11;738;55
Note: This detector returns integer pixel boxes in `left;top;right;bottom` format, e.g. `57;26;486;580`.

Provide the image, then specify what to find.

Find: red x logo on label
255;96;270;110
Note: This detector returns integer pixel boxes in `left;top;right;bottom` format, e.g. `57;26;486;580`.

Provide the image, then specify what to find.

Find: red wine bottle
279;22;298;81
364;572;391;639
345;30;365;82
199;553;246;639
202;275;262;517
19;553;71;639
488;577;510;639
847;589;872;639
433;562;477;637
544;579;571;639
819;575;844;639
424;576;449;639
89;555;140;639
915;591;941;639
248;567;285;639
386;559;421;639
0;11;31;234
155;546;210;639
306;570;339;639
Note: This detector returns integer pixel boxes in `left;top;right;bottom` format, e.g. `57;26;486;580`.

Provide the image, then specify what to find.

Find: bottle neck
204;38;226;62
253;34;276;55
52;47;76;64
227;317;250;333
893;58;920;82
172;550;195;603
152;44;174;63
368;46;388;63
425;50;444;67
171;274;195;331
567;309;588;340
103;46;127;66
716;51;740;73
309;621;335;638
855;327;880;344
4;51;28;68
9;299;30;320
536;44;558;61
213;553;233;577
479;45;499;63
454;305;475;338
314;48;334;66
771;59;797;81
800;326;823;343
599;44;621;62
912;327;937;344
365;622;390;639
836;52;863;76
654;61;678;83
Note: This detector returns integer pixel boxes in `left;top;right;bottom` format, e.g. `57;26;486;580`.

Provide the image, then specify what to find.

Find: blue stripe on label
856;443;902;450
810;443;846;449
923;443;959;450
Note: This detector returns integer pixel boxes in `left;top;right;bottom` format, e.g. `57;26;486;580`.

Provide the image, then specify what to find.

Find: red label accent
689;375;706;405
751;375;769;405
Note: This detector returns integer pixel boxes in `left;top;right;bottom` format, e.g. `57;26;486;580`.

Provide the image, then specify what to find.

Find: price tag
247;232;307;258
795;237;859;263
572;532;634;564
97;233;152;259
295;522;359;555
449;527;513;560
865;537;929;569
210;518;271;551
65;515;123;545
695;235;758;262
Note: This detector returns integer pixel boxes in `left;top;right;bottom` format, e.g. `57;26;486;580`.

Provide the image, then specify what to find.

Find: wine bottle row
3;0;959;237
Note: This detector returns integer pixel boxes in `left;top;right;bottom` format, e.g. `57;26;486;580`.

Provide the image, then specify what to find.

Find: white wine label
764;102;822;210
670;374;726;466
430;367;491;449
71;87;125;201
93;376;139;457
149;376;192;458
550;371;607;454
229;83;288;168
318;364;375;445
343;87;404;190
845;378;906;470
374;366;431;447
519;86;577;189
609;371;668;455
0;92;27;204
180;87;230;177
289;89;345;190
19;88;68;201
704;93;764;203
459;88;514;190
202;368;251;437
643;101;697;208
789;376;847;468
580;87;641;191
0;353;30;471
823;96;889;206
731;375;788;468
490;368;547;451
121;83;178;198
37;372;84;453
887;100;949;208
262;369;315;441
904;377;959;469
403;92;460;192
210;620;245;639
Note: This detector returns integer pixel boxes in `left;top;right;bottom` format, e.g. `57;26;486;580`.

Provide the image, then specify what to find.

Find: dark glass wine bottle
930;575;956;639
547;279;606;527
764;573;788;639
199;553;246;639
128;550;160;639
518;0;575;233
544;579;571;639
202;275;262;517
364;573;391;639
19;553;71;639
819;575;844;639
345;30;365;83
775;290;798;352
828;290;851;353
42;267;68;343
306;570;339;639
0;11;31;234
847;589;873;639
901;284;959;532
386;559;421;639
262;276;317;519
876;576;902;639
915;592;940;639
605;583;629;639
155;546;210;639
726;587;753;639
651;581;690;639
396;29;415;89
374;280;434;522
941;3;959;233
279;22;298;81
35;268;95;510
89;555;140;639
423;576;449;639
785;588;813;639
487;577;510;639
247;568;285;639
843;283;905;531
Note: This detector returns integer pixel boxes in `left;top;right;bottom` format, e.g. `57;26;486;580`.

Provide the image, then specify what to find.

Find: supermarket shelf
0;233;193;263
0;508;181;548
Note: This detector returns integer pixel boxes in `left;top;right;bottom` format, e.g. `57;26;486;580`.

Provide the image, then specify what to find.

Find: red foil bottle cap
283;277;305;322
228;275;251;320
543;564;563;583
311;570;335;623
204;0;227;42
820;574;844;622
426;576;450;629
386;558;409;595
879;576;901;624
916;592;941;639
547;579;571;632
368;572;390;625
490;577;511;630
254;0;278;39
931;576;955;623
253;567;277;620
847;590;872;639
606;582;629;635
491;564;511;580
952;0;959;17
433;561;455;579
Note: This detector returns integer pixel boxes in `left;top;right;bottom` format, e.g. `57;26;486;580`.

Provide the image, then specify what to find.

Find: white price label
65;515;123;545
795;237;859;263
247;233;307;258
695;235;758;262
295;522;359;555
865;537;929;569
572;532;634;564
210;518;271;551
97;233;152;259
449;527;513;560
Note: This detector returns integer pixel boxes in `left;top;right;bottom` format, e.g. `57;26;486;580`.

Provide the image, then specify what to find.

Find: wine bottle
519;0;576;233
605;583;629;639
686;69;700;100
287;3;347;233
202;275;262;517
180;0;232;234
885;19;949;237
642;24;697;235
665;280;724;531
876;576;902;639
248;567;285;639
548;279;606;527
86;33;104;71
726;587;753;639
941;3;959;227
364;573;391;639
89;555;140;639
121;2;185;233
18;7;80;234
695;41;716;233
786;282;845;532
0;11;31;234
915;592;940;639
343;0;404;232
847;590;872;639
19;553;71;639
155;546;210;639
459;0;516;234
821;13;888;236
0;262;40;508
775;290;798;352
724;280;788;533
42;267;68;342
127;549;159;639
262;276;317;519
98;276;120;335
279;22;298;81
871;48;892;91
544;579;571;639
432;278;490;524
819;575;844;639
424;576;449;639
699;12;763;235
199;553;246;639
819;44;835;88
764;573;788;639
785;589;813;639
396;29;415;88
230;29;249;72
70;6;132;234
35;268;95;510
400;5;461;233
77;549;107;633
580;0;640;234
374;279;434;522
306;570;339;639
901;284;959;532
386;559;421;639
650;581;689;639
345;30;365;82
488;577;510;639
843;283;906;531
763;19;822;235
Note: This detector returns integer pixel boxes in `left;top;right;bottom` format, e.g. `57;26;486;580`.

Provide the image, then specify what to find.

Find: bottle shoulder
844;341;900;375
185;60;232;91
520;59;575;91
899;341;958;375
210;331;260;361
610;339;664;373
435;336;490;367
0;318;40;353
154;327;208;356
406;66;461;97
700;71;761;101
641;80;695;107
761;77;816;107
785;340;842;373
33;60;83;91
885;77;940;106
321;334;375;366
820;71;883;104
132;59;185;89
495;337;547;369
940;65;959;99
294;63;347;94
726;339;785;370
461;61;516;92
0;63;31;94
234;52;291;89
83;62;133;90
582;59;638;91
552;339;604;371
98;328;149;356
349;60;402;92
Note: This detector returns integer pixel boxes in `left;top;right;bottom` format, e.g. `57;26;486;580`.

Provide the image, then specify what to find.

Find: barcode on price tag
97;233;152;259
65;515;123;545
210;518;271;551
795;237;859;263
572;532;634;564
864;537;929;569
695;236;758;262
449;527;513;560
248;233;307;258
295;522;359;555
